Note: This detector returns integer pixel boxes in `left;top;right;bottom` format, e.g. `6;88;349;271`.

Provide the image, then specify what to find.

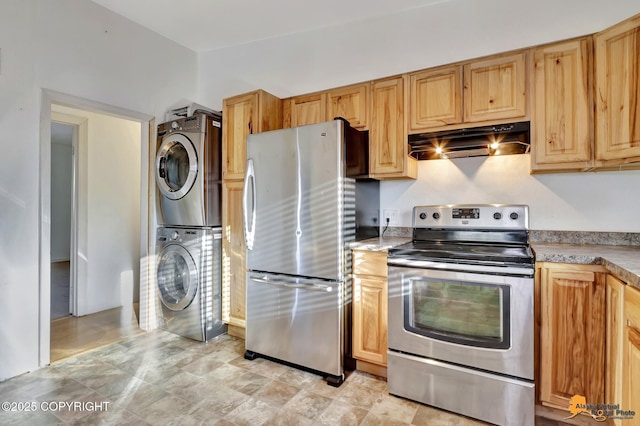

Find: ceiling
90;0;451;52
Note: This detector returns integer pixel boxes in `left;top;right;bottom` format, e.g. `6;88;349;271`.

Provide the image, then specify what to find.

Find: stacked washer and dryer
155;112;227;341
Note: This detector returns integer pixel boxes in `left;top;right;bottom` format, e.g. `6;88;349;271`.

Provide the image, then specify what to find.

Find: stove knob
510;212;519;220
432;212;440;220
493;212;502;220
419;212;427;220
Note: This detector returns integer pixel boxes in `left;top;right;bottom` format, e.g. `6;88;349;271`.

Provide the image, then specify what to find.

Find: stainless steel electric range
387;204;535;426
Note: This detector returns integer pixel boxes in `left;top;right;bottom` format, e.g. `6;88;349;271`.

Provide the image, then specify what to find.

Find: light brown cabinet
283;93;326;128
221;181;247;337
221;89;281;337
222;90;282;180
370;76;417;179
607;275;625;426
531;37;594;172
539;262;606;410
594;13;640;165
463;52;527;123
352;250;388;369
327;83;369;129
623;284;640;425
408;65;463;131
283;83;369;130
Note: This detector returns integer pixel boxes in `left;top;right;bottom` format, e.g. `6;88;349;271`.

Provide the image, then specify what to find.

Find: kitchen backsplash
381;227;640;246
529;230;640;246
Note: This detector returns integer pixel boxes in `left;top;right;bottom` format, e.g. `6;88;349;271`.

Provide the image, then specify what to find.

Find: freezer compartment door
245;272;344;377
245;121;353;281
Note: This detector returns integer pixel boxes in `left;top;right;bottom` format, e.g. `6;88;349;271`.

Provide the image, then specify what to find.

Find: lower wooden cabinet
538;262;606;409
222;180;246;337
606;275;625;426
623;284;640;425
352;250;388;368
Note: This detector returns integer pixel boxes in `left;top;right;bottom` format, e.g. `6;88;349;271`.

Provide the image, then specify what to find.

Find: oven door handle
387;258;534;276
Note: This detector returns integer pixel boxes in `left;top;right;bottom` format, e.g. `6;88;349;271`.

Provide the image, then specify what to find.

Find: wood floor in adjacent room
50;305;143;363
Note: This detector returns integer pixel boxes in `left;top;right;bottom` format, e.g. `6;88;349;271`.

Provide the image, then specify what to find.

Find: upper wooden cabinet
594;13;640;165
539;262;606;410
222;90;282;180
531;37;594;172
283;93;326;128
327;83;369;129
283;83;369;129
408;65;463;131
463;52;527;123
370;76;417;179
408;53;527;132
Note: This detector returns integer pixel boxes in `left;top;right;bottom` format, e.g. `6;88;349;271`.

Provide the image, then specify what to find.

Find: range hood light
408;122;530;161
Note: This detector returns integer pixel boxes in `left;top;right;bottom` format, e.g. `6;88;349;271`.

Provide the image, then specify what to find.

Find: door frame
50;113;85;316
39;89;154;367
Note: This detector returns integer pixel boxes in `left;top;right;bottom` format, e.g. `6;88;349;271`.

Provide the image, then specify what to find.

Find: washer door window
156;134;198;200
157;244;198;311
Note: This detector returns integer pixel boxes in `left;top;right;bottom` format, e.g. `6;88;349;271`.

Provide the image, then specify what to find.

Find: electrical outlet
383;209;399;226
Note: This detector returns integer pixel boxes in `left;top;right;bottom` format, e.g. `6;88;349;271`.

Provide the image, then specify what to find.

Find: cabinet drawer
353;250;387;277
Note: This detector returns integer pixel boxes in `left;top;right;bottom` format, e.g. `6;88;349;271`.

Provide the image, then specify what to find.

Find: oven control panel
413;204;529;229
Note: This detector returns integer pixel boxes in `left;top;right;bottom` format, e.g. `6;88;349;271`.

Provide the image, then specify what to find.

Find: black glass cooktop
389;240;534;266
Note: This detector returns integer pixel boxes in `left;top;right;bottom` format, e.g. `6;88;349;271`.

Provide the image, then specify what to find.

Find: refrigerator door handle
243;158;256;250
249;275;333;292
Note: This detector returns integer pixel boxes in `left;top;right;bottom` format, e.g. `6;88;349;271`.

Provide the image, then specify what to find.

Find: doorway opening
40;91;154;366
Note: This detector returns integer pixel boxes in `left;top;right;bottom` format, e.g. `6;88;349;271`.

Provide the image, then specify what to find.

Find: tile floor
0;330;566;425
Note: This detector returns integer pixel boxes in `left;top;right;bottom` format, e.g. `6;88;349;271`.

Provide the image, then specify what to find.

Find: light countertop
532;242;640;288
349;237;640;289
349;237;411;252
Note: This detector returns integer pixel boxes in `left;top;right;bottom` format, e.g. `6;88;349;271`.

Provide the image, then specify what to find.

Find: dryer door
156;133;198;200
157;244;199;311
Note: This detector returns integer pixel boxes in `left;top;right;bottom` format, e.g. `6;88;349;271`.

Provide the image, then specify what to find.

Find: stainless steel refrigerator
242;119;378;386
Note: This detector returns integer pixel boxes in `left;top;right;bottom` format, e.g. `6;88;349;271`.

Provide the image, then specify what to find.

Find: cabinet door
408;66;463;131
370;76;417;179
327;83;369;129
606;275;625;426
223;92;257;180
463;52;527;123
286;93;326;128
353;276;388;366
222;181;246;332
540;264;605;409
222;90;282;180
533;38;593;170
594;15;640;163
352;250;388;366
623;285;640;425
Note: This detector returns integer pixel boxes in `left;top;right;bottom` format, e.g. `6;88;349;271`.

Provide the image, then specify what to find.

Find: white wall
0;0;198;380
380;155;640;232
196;0;640;234
197;0;640;106
50;134;73;262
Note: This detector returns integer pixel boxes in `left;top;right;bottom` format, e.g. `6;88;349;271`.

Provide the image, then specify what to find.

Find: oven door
388;262;533;380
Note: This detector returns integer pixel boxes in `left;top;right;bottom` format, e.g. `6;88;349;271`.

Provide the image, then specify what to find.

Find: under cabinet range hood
408;121;530;160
